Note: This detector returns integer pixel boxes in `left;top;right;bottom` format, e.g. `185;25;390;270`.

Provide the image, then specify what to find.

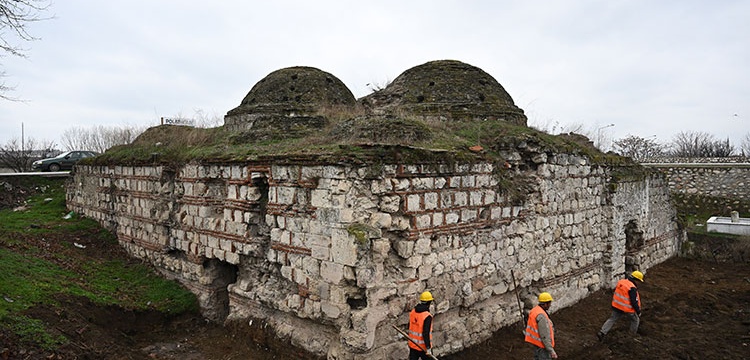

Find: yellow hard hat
631;270;644;282
538;292;553;303
419;291;434;302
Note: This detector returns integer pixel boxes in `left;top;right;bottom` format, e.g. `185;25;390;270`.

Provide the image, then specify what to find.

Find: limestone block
310;245;330;261
301;166;323;181
445;212;460;225
356;267;377;287
414;237;431;254
462;175;476;188
469;191;484;206
454;192;468;206
276;186;297;205
470;253;484;268
379;195;401;214
225;251;240;265
433;262;445;275
448;176;461;188
461;208;477;222
394;240;414;258
311;189;330;207
368;212;392;229
415;214;431;229
404;255;422;268
329;194;347;207
370;179;392;195
406;194;421;212
392;178;410;191
281;265;294;281
322;166;346;180
417;264;433;280
424;192;439;210
432;212;444;227
432;176;447;189
412;177;434;190
331;179;352;194
344;266;356;282
331;229;357;266
371;239;391;259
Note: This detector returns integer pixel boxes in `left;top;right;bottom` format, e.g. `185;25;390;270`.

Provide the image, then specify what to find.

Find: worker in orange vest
524;292;558;359
408;291;434;360
597;270;644;341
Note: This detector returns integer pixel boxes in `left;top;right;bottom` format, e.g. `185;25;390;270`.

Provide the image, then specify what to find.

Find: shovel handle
391;324;439;360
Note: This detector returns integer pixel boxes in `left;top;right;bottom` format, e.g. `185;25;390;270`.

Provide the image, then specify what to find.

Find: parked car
32;150;98;172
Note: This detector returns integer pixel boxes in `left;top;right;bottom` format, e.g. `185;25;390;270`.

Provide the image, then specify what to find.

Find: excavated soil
4;248;749;359
445;257;750;359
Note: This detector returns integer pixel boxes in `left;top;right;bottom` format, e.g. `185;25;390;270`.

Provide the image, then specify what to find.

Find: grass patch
0;176;198;351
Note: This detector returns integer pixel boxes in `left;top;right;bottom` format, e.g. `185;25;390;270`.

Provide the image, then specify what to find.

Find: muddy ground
2;179;749;359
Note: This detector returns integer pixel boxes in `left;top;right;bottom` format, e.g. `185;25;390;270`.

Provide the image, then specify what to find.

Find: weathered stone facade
67;151;681;358
66;60;684;358
642;157;750;214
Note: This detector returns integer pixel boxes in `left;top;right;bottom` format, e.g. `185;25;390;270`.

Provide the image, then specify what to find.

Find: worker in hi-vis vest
598;270;644;341
524;292;557;359
408;291;434;360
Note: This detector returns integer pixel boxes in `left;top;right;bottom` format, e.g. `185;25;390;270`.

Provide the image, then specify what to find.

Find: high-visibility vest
408;309;432;351
611;278;641;313
524;305;555;348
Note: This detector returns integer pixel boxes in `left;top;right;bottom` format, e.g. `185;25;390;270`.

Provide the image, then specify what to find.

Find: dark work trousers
409;348;431;360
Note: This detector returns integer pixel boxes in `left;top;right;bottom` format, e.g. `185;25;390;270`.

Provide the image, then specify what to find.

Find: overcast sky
1;0;748;151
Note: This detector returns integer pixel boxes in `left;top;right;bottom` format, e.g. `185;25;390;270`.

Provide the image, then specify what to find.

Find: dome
360;60;527;126
224;66;356;136
227;66;356;116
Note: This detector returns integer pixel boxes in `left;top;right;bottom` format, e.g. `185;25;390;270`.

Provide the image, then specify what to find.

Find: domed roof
360;60;527;126
227;66;356;116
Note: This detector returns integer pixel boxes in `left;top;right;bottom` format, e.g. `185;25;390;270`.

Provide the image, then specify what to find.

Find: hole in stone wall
252;174;269;220
166;248;186;259
347;295;367;310
428;81;435;86
416;95;425;103
201;258;239;322
624;219;644;253
624;219;645;273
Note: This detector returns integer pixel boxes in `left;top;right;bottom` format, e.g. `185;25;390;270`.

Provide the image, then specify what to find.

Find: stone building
67;60;683;359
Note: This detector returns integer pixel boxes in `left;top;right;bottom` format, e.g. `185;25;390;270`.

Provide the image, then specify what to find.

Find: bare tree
0;136;56;172
613;135;664;161
60;124;147;153
192;109;223;128
668;131;735;157
740;133;750;157
1;0;50;99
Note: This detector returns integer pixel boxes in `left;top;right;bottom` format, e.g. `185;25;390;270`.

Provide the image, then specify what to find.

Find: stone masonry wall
67;155;681;359
641;159;750;213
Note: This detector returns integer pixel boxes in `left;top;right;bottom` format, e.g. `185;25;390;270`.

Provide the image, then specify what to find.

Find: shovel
391;324;440;360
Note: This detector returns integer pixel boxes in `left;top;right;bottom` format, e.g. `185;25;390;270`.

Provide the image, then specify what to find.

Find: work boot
597;331;605;342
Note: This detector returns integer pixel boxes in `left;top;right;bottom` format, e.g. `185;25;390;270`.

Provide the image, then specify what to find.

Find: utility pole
21;122;25;153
